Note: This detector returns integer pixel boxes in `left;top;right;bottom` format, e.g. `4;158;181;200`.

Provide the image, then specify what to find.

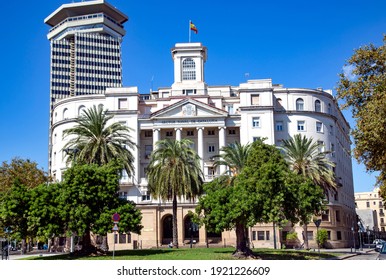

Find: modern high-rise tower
45;0;128;171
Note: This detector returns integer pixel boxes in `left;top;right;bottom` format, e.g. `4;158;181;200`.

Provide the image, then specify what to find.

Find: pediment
151;98;228;119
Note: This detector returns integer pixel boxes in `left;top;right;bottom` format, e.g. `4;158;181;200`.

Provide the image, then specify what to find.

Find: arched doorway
162;215;173;245
184;215;199;244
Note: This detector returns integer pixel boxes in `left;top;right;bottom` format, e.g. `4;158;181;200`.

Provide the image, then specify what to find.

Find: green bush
316;229;328;248
286;232;298;241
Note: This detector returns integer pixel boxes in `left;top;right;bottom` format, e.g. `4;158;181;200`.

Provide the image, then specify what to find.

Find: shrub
316;229;328;248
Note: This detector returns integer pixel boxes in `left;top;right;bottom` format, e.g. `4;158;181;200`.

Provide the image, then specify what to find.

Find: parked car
374;239;386;252
376;243;386;260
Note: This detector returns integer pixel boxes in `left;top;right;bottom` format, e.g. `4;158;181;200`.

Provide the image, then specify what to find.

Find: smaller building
355;188;385;232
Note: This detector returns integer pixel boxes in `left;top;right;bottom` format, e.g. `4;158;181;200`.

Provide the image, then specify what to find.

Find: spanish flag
190;22;198;34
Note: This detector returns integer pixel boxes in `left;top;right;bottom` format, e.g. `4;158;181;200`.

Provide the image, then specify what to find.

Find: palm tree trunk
172;193;179;249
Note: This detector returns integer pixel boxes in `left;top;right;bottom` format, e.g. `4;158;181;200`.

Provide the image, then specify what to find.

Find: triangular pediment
151;98;228;119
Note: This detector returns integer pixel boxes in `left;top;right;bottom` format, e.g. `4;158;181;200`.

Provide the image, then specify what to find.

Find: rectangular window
119;234;127;244
366;201;370;208
253;137;261;142
166;131;173;137
187;130;194;136
257;231;265;240
337;231;342;240
251;95;260;105
265;231;270;241
144;130;153;137
307;231;314;240
336;210;340;222
145;145;153;159
322;210;330;221
208;145;215;153
316;122;323;133
297;120;305;131
227;104;234;114
276;121;283;131
142;191;151;201
380;201;383;207
252;231;257;241
252;117;260;128
228;129;236;135
118;98;128;109
329;125;334;135
208;130;215;136
330;143;335;157
327;231;331;240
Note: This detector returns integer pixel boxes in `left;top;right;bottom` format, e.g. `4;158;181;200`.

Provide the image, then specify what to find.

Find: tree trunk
21;239;26;255
172;194;179;249
303;223;309;249
233;223;255;258
81;229;96;254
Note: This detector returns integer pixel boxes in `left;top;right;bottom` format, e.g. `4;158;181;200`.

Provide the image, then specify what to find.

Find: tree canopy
63;105;136;177
337;35;386;200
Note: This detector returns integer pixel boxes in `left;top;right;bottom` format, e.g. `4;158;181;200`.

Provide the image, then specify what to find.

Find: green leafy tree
336;36;386;201
316;228;328;248
0;180;32;254
147;139;203;248
280;134;335;249
197;140;296;257
63;105;135;177
60;161;142;253
28;183;66;251
0;158;50;196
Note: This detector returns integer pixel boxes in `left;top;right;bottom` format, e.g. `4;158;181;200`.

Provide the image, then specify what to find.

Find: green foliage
63;105;136;177
0;157;50;195
147;139;203;247
286;232;298;241
281;134;336;192
337;35;386;201
316;228;328;247
0;180;31;244
28;183;65;240
213;141;252;176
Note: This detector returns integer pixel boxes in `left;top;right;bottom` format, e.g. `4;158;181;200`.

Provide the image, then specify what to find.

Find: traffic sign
112;224;119;232
112;213;121;222
314;219;322;228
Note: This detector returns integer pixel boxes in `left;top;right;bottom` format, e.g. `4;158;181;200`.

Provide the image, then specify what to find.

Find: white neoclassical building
49;40;357;249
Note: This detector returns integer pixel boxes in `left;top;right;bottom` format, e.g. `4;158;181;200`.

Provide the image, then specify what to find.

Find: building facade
45;0;128;173
355;188;385;233
47;1;356;250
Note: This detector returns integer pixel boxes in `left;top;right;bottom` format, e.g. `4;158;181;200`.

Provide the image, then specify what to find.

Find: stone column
175;128;182;141
153;128;160;147
218;126;226;174
197;127;204;173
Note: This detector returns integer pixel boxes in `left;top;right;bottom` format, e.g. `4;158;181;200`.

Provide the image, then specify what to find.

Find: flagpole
189;20;191;43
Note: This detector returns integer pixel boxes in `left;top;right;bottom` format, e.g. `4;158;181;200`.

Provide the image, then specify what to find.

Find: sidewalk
318;247;374;260
3;250;66;260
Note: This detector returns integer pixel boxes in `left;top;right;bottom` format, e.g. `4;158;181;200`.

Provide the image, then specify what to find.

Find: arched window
296;98;304;111
78;105;86;116
315;100;321;112
182;58;196;80
63;108;69;120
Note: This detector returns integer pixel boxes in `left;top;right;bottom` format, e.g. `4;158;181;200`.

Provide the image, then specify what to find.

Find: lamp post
314;219;322;258
351;226;356;253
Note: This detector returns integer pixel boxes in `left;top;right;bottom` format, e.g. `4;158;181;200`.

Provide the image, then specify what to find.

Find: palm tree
63;105;135;177
281;134;337;249
213;141;252;178
146;139;203;248
281;134;337;192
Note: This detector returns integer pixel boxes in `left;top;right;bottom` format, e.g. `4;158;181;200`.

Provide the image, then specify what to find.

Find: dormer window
182;58;196;80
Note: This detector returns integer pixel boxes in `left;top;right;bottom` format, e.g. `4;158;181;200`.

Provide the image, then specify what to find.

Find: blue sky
0;0;385;192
